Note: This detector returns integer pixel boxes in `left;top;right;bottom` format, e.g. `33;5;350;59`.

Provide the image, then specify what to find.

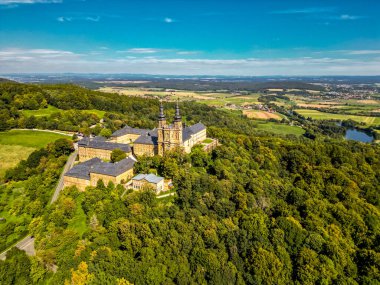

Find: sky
0;0;380;75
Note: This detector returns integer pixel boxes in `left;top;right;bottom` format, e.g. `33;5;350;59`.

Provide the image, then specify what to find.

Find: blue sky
0;0;379;75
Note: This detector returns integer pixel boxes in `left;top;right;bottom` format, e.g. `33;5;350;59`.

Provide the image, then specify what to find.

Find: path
50;147;78;204
0;145;78;260
156;192;176;199
13;128;73;137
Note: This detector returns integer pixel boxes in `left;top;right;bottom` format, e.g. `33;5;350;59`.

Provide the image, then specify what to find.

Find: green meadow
22;105;106;118
0;130;69;179
296;109;380;126
255;121;305;136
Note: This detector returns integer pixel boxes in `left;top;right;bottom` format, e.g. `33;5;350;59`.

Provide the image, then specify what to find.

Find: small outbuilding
131;173;165;194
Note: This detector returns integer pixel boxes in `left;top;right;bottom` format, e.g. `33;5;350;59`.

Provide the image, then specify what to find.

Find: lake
345;129;374;143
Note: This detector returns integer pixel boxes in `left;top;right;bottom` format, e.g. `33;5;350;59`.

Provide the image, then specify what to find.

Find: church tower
158;101;166;128
172;100;183;145
157;100;183;156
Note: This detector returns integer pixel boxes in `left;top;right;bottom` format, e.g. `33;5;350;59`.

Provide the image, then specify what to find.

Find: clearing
243;110;282;120
0;130;69;179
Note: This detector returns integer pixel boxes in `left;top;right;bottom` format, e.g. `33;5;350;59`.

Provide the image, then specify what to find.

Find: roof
189;122;206;133
132;173;164;184
91;157;135;177
183;122;206;141
134;129;158;145
78;137;131;152
111;125;150;137
65;158;101;180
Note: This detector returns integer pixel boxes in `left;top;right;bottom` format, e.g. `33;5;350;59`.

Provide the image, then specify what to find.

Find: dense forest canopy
0;82;379;284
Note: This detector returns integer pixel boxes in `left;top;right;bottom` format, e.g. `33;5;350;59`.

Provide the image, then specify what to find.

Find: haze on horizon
0;0;380;76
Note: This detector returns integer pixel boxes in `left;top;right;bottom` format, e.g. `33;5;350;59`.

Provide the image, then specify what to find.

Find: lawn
82;109;106;118
22;105;106;119
255;122;305;136
22;105;61;117
295;109;380;126
0;130;70;179
0;145;36;178
0;130;69;148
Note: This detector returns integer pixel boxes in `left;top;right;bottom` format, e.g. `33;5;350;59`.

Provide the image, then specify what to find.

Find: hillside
90;79;325;92
0;82;379;284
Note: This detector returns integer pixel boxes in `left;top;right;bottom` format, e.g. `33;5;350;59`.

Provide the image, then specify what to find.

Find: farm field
22;105;106;118
202;94;260;107
295;109;380;126
243;110;283;120
99;87;228;100
274;94;380;115
0;130;69;179
255;122;305;136
99;86;261;109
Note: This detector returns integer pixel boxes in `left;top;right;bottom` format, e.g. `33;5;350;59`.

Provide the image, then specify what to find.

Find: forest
0;82;379;284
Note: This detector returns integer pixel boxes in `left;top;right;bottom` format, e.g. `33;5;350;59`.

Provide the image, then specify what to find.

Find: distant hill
0;78;15;83
89;79;325;92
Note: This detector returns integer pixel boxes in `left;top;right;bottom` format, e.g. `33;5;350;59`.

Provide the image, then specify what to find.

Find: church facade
112;102;207;157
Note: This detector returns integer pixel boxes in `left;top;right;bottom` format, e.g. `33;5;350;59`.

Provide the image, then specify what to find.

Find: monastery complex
63;102;217;192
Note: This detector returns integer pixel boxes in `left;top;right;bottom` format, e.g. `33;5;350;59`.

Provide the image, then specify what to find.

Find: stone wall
110;134;141;144
134;144;157;157
78;146;113;162
183;129;207;153
90;168;134;187
63;176;90;192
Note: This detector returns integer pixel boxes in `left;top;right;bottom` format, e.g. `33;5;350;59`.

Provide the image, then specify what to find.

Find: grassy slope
22;105;106;118
0;145;36;178
255;122;305;136
296;109;380;126
22;105;60;117
0;130;69;179
0;130;69;148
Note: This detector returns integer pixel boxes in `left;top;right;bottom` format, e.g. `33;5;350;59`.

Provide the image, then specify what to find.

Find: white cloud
118;48;174;54
347;50;380;55
57;16;71;22
176;51;200;55
57;16;100;22
0;0;62;5
164;17;174;23
0;48;379;75
337;14;364;20
271;7;334;15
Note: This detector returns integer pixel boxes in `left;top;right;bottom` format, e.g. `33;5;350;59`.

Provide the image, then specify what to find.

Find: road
0;236;35;261
0;145;78;260
50;148;78;204
13;128;74;137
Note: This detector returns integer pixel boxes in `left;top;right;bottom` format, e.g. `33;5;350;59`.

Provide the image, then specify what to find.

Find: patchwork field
0;130;69;179
99;87;226;100
295;109;380;126
99;86;262;109
243;110;283;120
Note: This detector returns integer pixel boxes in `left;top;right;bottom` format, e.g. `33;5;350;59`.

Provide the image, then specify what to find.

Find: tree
100;128;112;138
65;261;93;285
111;148;127;163
48;138;74;157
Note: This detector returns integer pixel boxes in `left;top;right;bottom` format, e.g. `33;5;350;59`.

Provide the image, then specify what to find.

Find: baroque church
114;101;207;156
